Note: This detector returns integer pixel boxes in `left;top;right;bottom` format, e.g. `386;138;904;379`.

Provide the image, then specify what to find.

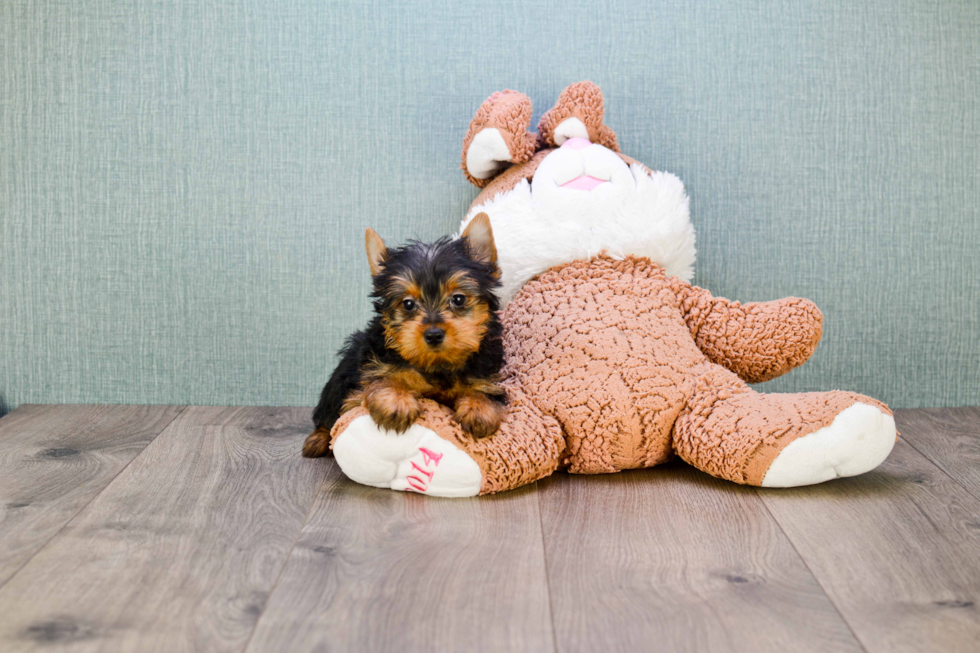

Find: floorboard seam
239;464;332;653
0;405;189;593
535;481;561;653
753;489;871;653
900;435;980;504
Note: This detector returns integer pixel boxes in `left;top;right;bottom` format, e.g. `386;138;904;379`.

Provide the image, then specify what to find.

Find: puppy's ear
461;213;497;266
364;228;387;276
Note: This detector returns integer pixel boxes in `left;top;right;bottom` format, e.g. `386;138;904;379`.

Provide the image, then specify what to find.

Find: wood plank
896;407;980;501
245;474;555;653
758;438;980;653
0;406;329;653
538;464;862;653
0;404;184;587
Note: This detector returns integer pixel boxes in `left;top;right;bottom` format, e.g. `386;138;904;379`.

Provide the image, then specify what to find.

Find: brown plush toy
327;82;897;497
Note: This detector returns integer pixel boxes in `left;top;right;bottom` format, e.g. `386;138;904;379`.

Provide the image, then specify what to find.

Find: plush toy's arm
667;277;824;383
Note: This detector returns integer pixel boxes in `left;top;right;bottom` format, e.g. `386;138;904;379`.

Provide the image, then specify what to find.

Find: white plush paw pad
332;415;483;498
466;128;511;180
762;403;897;488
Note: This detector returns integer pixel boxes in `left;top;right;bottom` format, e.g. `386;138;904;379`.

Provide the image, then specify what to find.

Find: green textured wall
2;0;978;415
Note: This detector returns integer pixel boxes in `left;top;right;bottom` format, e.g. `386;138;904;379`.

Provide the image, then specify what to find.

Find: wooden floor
0;406;978;652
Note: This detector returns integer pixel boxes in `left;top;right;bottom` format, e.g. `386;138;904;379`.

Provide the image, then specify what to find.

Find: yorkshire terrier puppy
302;213;506;458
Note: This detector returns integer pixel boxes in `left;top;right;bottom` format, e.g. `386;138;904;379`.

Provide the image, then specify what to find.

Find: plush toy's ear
461;90;538;188
460;213;497;266
364;228;387;277
538;81;620;152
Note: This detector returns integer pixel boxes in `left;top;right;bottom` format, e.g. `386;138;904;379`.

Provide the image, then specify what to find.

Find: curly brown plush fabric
331;255;891;493
667;277;826;383
537;81;620;152
461;90;537;187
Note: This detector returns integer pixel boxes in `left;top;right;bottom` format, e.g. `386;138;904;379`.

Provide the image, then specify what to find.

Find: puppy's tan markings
461;213;498;266
358;362;434;433
341;388;365;413
364;380;423;433
365;228;388;276
454;389;506;439
447;376;506;438
302;427;333;458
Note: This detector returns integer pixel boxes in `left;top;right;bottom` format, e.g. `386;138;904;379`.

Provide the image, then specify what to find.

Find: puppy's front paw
372;406;421;433
455;394;504;439
366;386;421;434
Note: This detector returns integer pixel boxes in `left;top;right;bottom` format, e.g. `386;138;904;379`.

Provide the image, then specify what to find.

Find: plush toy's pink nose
561;137;591;150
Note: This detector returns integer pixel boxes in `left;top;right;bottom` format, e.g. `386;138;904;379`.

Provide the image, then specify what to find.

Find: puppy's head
366;214;500;371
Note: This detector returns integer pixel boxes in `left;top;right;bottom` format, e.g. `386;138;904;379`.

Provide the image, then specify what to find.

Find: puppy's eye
402;298;417;312
451;294;467;308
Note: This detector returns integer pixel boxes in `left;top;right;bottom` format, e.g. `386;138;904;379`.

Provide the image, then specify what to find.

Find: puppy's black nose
424;327;445;346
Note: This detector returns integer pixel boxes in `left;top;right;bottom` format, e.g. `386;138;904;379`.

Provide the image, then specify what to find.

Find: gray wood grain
245;473;555;653
2;405;979;653
896;407;980;501
0;404;184;588
758;439;980;653
0;406;328;653
537;464;862;653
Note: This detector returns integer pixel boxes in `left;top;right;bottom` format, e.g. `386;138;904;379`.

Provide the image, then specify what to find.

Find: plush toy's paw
461;90;536;187
332;415;483;497
762;403;897;487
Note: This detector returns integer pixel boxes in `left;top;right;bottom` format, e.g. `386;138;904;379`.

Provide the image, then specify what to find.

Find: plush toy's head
458;82;696;305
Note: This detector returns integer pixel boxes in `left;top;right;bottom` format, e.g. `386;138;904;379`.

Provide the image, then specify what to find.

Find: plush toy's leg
329;384;565;497
674;365;897;487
